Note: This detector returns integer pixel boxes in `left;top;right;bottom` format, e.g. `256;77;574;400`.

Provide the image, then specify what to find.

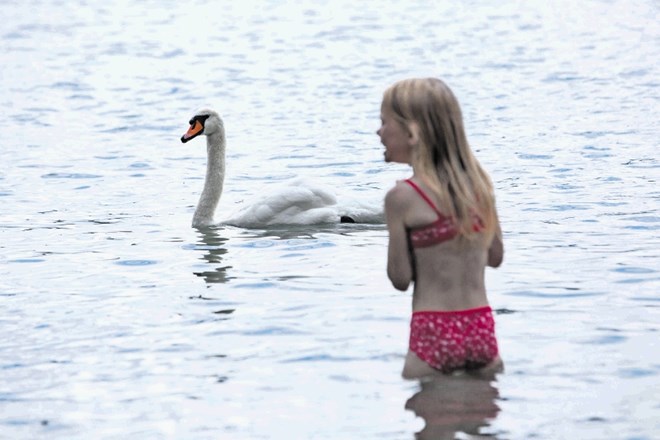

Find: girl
378;78;504;379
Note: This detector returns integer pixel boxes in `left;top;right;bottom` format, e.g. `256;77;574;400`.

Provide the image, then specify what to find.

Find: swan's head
181;108;224;143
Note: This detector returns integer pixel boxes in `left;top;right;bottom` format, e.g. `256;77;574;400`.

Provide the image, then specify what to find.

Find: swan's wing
224;181;339;227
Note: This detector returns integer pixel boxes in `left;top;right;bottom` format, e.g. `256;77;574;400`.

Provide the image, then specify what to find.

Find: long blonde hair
382;78;497;240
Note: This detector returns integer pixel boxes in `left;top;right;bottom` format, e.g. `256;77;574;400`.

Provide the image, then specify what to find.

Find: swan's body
181;108;383;228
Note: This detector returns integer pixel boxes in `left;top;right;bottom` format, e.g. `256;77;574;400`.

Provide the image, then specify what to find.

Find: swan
180;108;383;228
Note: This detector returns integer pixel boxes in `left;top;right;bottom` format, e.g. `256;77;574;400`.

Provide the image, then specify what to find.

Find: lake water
1;1;658;438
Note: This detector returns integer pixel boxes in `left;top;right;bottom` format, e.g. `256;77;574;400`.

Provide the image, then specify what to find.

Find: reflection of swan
193;227;231;284
405;375;500;439
181;108;383;228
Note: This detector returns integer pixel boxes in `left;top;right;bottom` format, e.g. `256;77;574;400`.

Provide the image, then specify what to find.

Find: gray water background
1;0;659;438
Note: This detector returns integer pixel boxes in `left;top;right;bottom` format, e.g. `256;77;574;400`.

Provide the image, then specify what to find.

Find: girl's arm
487;209;503;268
385;184;414;291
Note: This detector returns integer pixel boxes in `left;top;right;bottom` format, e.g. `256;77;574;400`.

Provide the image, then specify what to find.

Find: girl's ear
407;121;420;146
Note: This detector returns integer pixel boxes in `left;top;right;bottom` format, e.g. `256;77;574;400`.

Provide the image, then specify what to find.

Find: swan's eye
189;119;195;126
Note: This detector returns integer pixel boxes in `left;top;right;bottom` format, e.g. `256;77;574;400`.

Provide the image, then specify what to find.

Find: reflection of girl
377;78;504;379
405;375;500;439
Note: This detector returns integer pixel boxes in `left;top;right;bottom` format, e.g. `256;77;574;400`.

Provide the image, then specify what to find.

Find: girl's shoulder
385;179;416;206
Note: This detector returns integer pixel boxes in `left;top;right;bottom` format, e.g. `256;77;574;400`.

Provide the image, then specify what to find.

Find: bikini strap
404;179;442;216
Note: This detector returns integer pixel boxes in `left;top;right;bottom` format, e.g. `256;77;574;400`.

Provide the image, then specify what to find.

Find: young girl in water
377;78;504;379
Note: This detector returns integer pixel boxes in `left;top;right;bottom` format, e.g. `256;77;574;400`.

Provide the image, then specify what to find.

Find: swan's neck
192;132;225;227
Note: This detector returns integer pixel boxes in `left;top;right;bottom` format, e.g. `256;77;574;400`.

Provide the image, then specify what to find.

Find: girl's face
377;108;413;164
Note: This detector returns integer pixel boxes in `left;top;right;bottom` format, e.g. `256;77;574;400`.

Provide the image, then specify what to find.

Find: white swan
180;108;383;228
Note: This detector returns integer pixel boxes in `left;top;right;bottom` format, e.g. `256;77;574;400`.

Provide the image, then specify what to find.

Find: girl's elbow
388;271;411;291
391;279;410;291
488;250;504;268
387;254;412;291
488;257;503;268
488;238;504;268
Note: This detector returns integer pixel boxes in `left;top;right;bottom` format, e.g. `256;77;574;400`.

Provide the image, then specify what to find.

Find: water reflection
193;227;232;284
405;375;501;439
237;223;385;241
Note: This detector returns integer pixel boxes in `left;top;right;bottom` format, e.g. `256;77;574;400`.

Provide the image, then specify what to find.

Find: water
1;0;658;438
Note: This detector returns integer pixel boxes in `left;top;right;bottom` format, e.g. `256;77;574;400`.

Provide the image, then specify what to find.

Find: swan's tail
338;198;385;224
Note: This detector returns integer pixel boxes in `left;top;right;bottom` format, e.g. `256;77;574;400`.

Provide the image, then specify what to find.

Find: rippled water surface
1;1;659;439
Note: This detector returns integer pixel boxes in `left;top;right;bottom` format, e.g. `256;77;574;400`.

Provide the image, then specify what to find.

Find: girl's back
397;179;492;311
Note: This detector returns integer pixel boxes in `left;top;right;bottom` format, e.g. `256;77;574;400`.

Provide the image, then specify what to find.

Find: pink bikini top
404;179;483;248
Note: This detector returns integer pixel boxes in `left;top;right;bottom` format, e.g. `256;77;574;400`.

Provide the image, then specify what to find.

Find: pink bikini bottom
409;307;499;374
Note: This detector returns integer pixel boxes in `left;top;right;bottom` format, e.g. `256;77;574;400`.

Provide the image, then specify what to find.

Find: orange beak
181;120;204;143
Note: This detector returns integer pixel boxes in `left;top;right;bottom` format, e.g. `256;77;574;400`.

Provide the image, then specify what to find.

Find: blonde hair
382;78;497;240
